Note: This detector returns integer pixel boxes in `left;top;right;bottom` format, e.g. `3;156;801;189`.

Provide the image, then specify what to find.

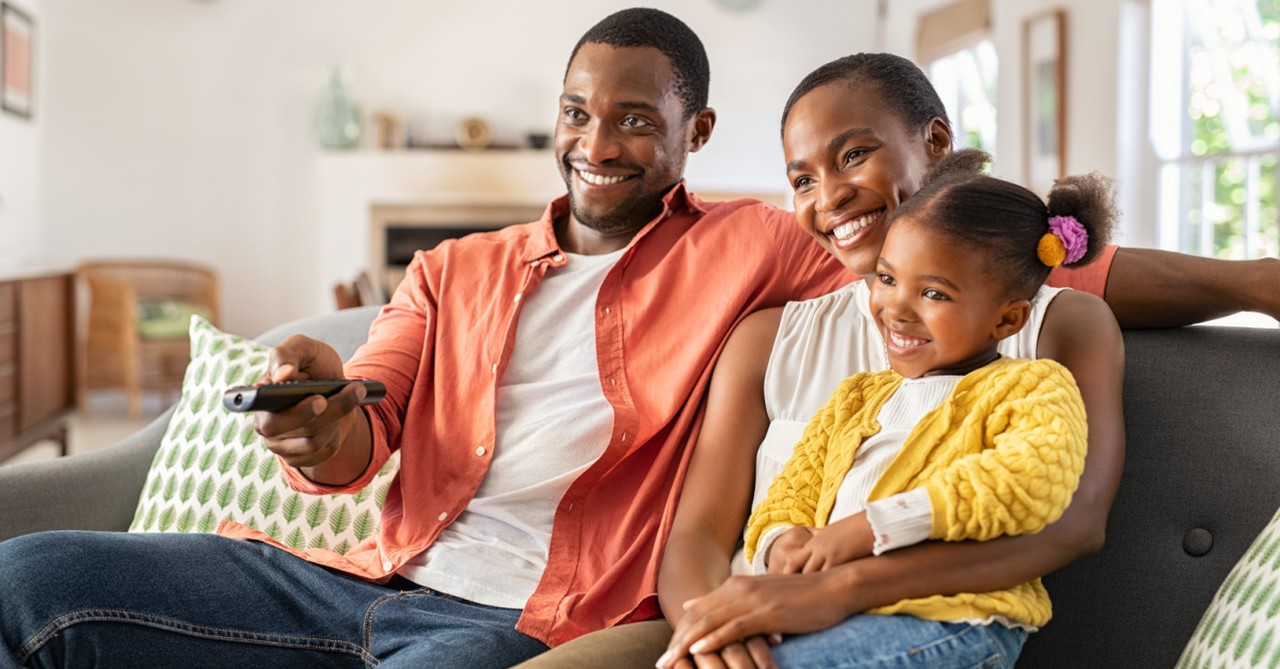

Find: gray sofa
1;306;1276;667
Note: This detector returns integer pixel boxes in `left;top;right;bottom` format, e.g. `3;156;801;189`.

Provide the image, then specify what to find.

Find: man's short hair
568;8;710;120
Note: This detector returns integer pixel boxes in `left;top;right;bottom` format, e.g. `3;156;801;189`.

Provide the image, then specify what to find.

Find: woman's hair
890;149;1118;300
781;52;949;137
568;8;710;121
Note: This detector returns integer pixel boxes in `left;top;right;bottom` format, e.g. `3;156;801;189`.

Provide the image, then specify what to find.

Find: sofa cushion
128;316;399;554
1177;506;1280;668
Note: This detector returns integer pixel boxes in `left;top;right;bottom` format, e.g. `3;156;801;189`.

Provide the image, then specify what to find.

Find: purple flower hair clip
1047;215;1088;265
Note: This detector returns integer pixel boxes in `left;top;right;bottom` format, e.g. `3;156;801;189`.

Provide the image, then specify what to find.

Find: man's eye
792;176;814;190
622;115;651;128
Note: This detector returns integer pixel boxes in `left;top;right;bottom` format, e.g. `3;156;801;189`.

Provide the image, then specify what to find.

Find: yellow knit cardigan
744;357;1087;628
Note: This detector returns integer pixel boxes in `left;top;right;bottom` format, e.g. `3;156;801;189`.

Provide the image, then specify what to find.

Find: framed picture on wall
2;1;34;120
1023;9;1065;195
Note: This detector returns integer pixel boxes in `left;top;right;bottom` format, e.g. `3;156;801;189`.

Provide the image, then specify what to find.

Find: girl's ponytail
1041;173;1119;269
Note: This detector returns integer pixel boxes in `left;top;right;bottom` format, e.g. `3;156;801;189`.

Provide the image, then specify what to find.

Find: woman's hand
663;568;860;664
664;636;778;669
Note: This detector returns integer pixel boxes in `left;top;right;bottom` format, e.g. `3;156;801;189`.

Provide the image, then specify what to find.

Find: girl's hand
663;570;859;663
765;526;815;574
793;514;874;573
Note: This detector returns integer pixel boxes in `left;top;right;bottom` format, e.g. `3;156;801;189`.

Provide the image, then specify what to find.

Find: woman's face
782;80;951;276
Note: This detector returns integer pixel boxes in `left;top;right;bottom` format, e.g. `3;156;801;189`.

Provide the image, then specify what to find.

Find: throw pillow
1177;506;1280;668
129;316;399;555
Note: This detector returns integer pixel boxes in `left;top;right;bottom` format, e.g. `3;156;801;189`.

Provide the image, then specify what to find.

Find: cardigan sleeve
924;360;1088;543
744;374;869;561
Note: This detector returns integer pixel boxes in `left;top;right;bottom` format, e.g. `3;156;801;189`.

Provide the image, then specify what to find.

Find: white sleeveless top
731;280;1066;573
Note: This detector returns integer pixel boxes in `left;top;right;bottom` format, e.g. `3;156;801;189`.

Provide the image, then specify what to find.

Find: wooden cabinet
0;271;75;463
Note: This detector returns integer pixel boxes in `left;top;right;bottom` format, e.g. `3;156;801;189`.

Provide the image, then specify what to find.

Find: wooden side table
0;270;75;463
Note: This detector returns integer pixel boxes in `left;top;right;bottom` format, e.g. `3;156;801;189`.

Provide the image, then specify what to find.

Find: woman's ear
688;108;717;153
924;117;953;164
992;299;1032;341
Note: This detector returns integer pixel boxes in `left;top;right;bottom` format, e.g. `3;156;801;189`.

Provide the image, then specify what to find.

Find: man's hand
253;335;372;483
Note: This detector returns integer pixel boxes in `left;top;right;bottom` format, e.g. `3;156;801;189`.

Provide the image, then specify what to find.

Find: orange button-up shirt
221;183;852;646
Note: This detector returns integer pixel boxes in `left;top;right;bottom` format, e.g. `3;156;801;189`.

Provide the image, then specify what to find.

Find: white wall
0;0;43;270
38;0;876;336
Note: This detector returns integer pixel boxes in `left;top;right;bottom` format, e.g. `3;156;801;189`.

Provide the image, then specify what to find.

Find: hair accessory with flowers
1037;214;1089;267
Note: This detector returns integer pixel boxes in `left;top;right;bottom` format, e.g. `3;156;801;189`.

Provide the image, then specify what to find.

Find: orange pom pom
1038;233;1067;267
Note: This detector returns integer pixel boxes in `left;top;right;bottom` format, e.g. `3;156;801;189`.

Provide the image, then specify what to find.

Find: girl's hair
781;52;950;137
890;149;1118;300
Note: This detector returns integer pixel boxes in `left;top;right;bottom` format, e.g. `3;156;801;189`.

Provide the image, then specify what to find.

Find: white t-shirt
399;249;624;608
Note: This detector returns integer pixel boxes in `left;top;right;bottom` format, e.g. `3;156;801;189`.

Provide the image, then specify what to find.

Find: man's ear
688;107;716;153
923;117;953;165
992;299;1031;341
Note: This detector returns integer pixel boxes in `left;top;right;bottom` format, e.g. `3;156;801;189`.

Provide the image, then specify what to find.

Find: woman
653;53;1126;668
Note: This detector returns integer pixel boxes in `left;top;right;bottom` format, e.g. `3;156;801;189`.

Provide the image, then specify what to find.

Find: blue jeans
771;614;1027;669
0;531;549;668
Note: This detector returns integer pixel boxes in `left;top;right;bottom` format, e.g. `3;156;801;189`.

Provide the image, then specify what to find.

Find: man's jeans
771;613;1027;669
0;531;548;668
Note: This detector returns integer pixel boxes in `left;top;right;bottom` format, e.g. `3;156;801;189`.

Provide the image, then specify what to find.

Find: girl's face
869;217;1029;379
782;80;951;277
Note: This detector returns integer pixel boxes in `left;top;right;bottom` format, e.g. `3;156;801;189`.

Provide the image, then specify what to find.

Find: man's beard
565;186;665;234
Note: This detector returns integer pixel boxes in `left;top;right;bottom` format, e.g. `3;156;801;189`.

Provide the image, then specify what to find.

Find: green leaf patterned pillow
1177;506;1280;668
129;316;399;555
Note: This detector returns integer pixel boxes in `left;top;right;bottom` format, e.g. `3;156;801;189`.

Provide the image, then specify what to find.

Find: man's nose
578;121;622;164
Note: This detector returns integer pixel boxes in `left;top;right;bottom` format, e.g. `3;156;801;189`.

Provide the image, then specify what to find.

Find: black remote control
222;380;387;413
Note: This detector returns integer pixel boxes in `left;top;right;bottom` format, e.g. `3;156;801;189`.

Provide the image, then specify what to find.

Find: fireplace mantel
316;149;565;309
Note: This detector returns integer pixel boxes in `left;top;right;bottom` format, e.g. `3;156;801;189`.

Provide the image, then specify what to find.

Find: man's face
556;43;707;235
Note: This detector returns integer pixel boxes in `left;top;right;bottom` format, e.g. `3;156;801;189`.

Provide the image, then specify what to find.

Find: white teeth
889;331;928;348
830;209;883;240
577;170;628;186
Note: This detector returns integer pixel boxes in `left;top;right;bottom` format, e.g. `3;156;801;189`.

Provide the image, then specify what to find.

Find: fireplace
370;201;546;295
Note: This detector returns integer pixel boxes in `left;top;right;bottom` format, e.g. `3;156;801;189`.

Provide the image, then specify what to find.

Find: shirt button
382;560;393;571
513;292;522;302
437;512;448;522
609;377;616;386
491;363;498;374
553;254;565;262
476;446;487;456
621;431;629;442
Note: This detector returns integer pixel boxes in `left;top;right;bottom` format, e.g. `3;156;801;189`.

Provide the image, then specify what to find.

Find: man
0;9;849;668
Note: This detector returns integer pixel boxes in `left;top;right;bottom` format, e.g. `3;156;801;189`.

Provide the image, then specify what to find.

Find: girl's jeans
0;531;548;668
771;613;1027;669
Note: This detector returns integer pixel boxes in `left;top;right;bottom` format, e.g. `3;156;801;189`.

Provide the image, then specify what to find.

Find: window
917;0;998;153
927;40;999;153
1151;0;1280;259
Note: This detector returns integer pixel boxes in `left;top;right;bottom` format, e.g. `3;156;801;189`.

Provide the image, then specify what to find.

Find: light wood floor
3;391;167;468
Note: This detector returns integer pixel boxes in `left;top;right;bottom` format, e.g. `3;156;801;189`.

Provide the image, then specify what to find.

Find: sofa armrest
0;407;173;542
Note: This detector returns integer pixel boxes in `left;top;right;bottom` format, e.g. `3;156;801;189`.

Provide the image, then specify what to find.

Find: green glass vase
315;68;362;149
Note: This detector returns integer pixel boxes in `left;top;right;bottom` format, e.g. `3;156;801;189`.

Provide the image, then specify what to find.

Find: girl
731;149;1114;667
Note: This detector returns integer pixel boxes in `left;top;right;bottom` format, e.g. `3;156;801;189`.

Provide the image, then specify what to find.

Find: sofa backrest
1020;325;1280;667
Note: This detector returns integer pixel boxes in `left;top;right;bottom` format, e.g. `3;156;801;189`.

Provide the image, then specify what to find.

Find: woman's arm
658;308;784;669
662;290;1125;659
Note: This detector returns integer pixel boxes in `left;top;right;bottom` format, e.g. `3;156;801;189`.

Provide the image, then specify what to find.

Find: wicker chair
75;260;221;418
